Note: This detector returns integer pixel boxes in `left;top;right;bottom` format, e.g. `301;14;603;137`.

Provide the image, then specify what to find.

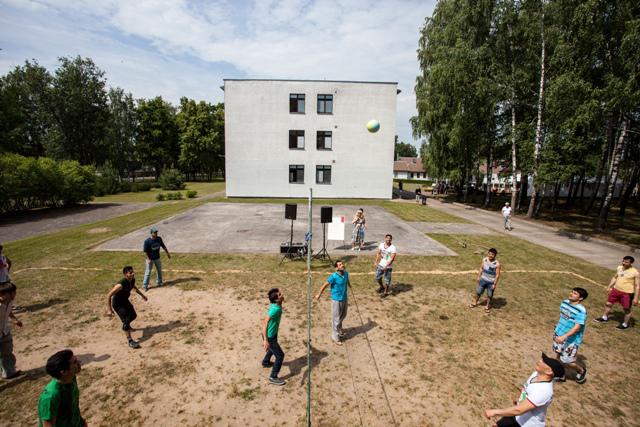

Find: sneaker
376;286;384;294
333;340;343;346
575;367;587;384
269;377;286;386
128;339;141;349
554;376;566;383
262;361;274;368
592;317;608;323
616;323;630;330
338;330;346;337
5;370;23;380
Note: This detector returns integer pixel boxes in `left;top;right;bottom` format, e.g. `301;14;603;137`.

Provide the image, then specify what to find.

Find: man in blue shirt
142;226;171;291
315;260;351;345
553;287;588;383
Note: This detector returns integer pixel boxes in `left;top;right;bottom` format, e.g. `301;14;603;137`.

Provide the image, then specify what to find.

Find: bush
156;193;167;201
186;190;198;198
59;161;96;205
96;164;121;195
151;182;162;189
134;182;152;192
158;169;186;190
167;192;183;200
119;181;132;193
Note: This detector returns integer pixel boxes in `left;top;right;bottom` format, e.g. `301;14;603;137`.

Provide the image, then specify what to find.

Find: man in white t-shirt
373;234;396;297
484;352;564;426
501;202;513;231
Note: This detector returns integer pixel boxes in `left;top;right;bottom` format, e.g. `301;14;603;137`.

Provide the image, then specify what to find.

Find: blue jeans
375;266;393;286
143;258;163;289
262;336;284;379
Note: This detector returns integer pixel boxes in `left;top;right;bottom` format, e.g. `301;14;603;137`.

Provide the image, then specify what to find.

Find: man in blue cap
142;226;171;291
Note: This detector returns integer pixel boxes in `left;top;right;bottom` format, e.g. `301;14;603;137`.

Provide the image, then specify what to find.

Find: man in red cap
483;352;565;426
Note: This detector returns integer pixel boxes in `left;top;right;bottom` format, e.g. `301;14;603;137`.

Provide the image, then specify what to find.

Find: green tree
136;96;179;178
105;87;138;177
49;56;109;165
0;60;53;156
394;140;418;158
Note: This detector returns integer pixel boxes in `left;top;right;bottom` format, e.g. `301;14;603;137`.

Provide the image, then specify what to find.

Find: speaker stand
279;219;297;265
313;223;333;264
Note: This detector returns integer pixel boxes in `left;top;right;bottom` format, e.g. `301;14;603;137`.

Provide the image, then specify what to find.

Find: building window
317;94;333;114
289;130;305;149
290;94;305;113
316;165;331;184
289;165;304;183
316;131;332;150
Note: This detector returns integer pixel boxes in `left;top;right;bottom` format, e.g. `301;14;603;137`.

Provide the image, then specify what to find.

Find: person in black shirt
106;266;147;349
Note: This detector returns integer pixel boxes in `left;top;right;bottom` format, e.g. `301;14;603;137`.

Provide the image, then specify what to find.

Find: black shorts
496;416;520;427
112;299;137;331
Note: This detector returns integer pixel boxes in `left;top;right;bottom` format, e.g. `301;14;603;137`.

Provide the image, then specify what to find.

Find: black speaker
285;204;297;220
320;206;333;223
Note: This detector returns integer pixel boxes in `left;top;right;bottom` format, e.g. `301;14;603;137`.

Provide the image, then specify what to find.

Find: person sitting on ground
38;349;87;427
106;266;147;349
0;281;23;379
484;352;565;427
470;248;501;313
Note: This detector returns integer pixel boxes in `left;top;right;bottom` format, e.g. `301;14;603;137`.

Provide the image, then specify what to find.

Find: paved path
425;199;631;270
0;203;155;243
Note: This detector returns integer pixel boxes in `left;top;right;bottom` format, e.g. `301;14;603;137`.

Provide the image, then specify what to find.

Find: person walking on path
142;226;171;291
38;349;87;427
501;202;513;231
261;288;286;386
553;287;588;383
0;245;12;284
106;266;147;349
351;209;366;250
374;234;396;297
593;255;639;330
0;282;23;379
469;248;501;314
484;353;565;427
315;260;351;345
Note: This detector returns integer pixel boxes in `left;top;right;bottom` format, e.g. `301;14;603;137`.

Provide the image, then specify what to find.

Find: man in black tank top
106;266;147;349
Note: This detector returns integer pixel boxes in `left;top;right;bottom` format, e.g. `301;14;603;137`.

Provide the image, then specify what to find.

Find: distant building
393;157;430;180
223;79;398;198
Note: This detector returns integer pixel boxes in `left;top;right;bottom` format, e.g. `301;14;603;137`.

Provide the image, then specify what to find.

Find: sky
0;0;437;148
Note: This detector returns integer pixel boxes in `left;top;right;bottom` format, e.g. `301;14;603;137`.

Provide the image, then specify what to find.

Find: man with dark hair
374;234;396;297
315;260;351;345
142;226;171;291
553;287;588;383
106;266;147;349
594;255;639;330
0;281;23;379
470;248;501;313
484;353;565;426
261;288;286;385
38;349;86;427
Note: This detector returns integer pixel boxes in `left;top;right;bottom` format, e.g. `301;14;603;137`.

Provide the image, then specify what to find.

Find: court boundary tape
13;267;602;286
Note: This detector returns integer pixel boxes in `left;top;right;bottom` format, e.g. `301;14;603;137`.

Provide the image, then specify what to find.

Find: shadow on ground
280;341;329;386
163;277;202;287
20;298;68;313
139;320;185;343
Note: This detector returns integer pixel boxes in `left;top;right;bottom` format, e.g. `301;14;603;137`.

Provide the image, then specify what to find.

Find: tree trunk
527;5;546;218
534;187;545;217
551;181;561;212
597;117;629;231
565;176;575;208
483;147;493;208
587;118;615;214
617;164;639;218
509;22;519;211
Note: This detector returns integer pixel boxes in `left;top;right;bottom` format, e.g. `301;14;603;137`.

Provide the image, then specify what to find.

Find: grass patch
93;181;225;203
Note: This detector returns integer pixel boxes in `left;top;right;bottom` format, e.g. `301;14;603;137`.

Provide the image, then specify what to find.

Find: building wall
224;80;397;198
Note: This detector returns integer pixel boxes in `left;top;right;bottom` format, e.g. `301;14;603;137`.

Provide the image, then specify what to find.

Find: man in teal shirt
315;260;351;345
38;349;86;427
261;288;286;385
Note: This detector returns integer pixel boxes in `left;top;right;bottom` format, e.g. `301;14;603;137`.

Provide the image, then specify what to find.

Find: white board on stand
327;215;345;241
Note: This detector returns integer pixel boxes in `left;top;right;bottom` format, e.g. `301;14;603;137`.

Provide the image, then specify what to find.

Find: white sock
602;315;608;320
622;322;628;327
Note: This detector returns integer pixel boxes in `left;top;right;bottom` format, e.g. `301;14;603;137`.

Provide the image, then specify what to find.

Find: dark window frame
316;131;332;150
317;94;333;114
289;164;305;184
289;130;305;150
316;165;332;184
289;93;305;114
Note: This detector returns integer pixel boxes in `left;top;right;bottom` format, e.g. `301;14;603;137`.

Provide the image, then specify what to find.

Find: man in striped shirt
552;287;588;383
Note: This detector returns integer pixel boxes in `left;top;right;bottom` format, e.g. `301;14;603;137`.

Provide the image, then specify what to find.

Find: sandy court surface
95;203;458;256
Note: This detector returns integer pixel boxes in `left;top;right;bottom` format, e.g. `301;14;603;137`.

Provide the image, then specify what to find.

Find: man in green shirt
261;288;286;385
38;349;86;427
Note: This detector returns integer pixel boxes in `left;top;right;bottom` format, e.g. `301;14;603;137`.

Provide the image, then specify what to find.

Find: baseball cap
541;352;565;379
150;226;158;234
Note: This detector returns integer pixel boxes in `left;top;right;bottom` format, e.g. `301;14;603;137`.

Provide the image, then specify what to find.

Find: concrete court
96;203;457;256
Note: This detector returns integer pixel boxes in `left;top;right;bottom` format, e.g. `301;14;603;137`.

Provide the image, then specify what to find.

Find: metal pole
306;188;313;427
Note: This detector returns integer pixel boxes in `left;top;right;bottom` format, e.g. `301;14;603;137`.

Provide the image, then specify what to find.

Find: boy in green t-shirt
261;288;286;385
38;349;86;427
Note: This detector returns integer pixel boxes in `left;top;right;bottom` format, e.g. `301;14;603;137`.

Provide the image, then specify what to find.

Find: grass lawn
92;181;225;203
1;200;637;426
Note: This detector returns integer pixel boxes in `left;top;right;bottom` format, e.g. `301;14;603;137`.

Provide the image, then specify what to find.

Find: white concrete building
223;79;398;198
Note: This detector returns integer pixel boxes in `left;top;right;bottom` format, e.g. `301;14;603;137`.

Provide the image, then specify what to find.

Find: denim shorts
375;266;393;285
476;279;495;298
552;334;579;363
